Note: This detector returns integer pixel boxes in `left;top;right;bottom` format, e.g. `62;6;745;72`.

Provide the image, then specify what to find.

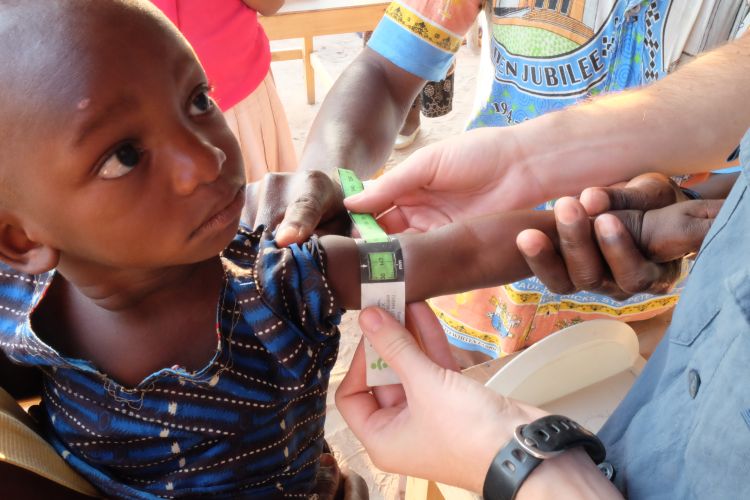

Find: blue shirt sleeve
254;231;343;346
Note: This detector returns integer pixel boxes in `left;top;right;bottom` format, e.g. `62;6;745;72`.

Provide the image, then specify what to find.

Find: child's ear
0;222;59;274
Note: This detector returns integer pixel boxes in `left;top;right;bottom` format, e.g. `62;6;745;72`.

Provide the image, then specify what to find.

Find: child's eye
98;143;143;179
189;89;214;116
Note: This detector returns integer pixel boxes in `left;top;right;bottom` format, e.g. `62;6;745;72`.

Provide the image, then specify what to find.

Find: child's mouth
192;186;246;238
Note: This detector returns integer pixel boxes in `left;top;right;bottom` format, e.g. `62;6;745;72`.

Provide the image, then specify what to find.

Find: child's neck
33;257;226;387
56;257;217;312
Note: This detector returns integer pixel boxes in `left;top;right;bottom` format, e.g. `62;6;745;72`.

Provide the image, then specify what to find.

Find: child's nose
169;134;227;195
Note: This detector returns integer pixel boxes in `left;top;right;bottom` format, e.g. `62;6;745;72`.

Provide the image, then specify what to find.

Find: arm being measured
321;198;718;309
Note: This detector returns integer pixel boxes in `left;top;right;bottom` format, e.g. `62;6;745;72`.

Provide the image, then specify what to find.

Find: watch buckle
513;425;564;460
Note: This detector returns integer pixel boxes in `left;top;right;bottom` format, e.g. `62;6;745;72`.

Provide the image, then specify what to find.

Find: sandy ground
268;35;481;499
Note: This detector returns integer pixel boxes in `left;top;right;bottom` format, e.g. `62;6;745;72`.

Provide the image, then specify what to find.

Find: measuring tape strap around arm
339;168;406;386
356;239;405;283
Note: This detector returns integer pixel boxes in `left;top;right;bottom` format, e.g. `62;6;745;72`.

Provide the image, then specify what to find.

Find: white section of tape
362;280;405;386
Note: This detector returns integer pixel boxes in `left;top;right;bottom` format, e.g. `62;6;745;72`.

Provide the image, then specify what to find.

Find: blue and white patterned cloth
0;226;343;498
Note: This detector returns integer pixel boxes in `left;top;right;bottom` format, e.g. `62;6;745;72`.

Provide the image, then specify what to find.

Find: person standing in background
151;0;297;181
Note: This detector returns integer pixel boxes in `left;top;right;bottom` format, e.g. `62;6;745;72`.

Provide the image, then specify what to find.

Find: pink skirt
223;71;298;182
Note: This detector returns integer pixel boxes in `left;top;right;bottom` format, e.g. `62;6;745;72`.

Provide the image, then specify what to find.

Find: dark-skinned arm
322;199;719;310
272;49;427;245
298;48;425;178
322;210;559;310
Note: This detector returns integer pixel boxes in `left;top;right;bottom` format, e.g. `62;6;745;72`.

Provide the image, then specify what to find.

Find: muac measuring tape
339;168;404;386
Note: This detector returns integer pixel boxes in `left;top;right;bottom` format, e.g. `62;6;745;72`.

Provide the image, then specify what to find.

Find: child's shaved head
0;0;244;274
0;0;186;207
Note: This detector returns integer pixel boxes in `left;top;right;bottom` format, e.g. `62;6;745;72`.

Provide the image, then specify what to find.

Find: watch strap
483;435;541;500
519;415;606;463
483;415;606;500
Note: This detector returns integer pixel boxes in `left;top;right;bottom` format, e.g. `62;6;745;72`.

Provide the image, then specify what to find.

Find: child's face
2;1;246;272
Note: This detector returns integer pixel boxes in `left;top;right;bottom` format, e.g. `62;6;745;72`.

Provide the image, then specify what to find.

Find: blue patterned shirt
598;129;750;498
0;226;343;498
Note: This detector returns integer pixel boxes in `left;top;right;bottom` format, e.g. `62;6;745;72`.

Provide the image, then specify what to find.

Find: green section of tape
339;168;389;243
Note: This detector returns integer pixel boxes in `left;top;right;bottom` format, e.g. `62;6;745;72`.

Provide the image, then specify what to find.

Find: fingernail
554;198;579;225
275;225;299;244
516;231;542;257
345;192;362;203
580;189;610;214
359;307;384;333
596;215;618;238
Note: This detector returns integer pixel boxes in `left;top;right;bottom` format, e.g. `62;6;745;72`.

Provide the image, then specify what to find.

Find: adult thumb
358;306;439;385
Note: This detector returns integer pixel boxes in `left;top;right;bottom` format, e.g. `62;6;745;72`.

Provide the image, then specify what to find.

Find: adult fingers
594;214;675;295
344;148;439;214
275;171;344;247
374;206;413;234
580;173;683;215
553;197;609;292
335;337;385;436
406;302;460;372
516;229;575;294
357;307;442;393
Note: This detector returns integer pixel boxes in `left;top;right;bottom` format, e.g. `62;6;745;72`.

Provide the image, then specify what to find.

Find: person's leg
395;61;456;150
393;94;422;150
420;62;455;119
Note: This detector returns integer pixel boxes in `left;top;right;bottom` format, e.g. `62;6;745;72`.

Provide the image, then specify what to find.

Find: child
0;0;700;497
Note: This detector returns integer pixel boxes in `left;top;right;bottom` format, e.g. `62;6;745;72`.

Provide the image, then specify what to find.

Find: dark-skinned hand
242;171;350;247
517;173;725;299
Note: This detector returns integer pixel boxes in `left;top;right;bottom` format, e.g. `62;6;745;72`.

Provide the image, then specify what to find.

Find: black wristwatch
483;415;608;500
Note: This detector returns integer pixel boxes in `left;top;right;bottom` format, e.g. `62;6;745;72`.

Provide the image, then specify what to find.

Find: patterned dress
0;226;342;498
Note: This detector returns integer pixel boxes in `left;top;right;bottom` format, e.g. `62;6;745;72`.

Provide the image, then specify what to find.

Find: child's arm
321;199;720;310
321;210;558;310
242;0;285;16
